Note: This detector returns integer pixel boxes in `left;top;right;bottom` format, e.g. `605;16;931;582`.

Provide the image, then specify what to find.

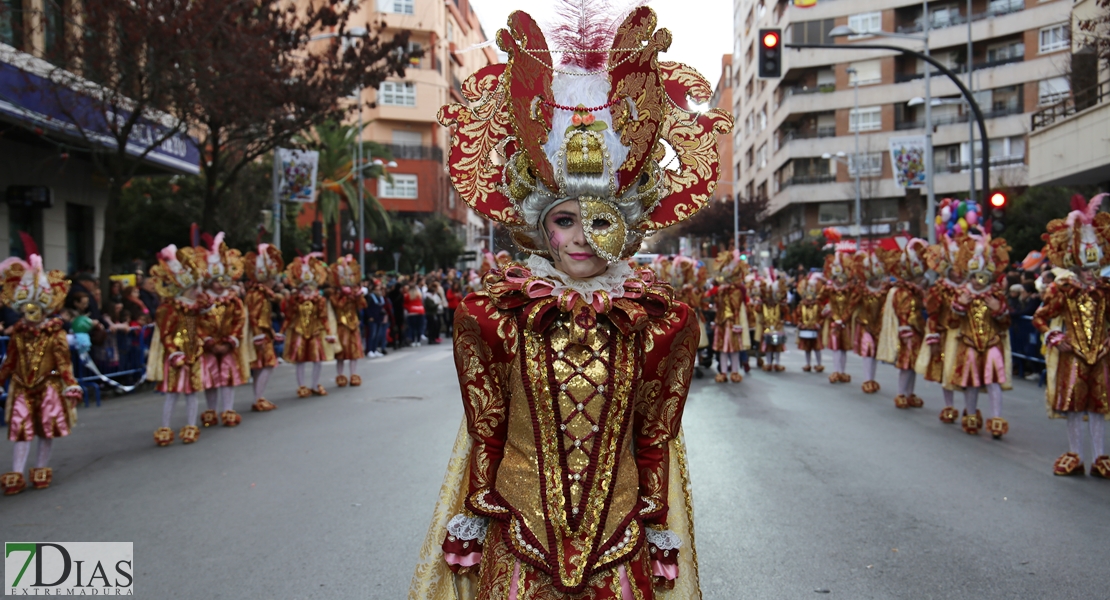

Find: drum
765;332;785;346
798;330;818;339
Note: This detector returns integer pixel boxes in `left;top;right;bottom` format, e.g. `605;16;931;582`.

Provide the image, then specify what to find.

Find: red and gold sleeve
453;294;513;517
51;328;78;388
156;304;181;354
991;290;1012;329
924;286;945;333
893;288;916;329
247;290;273;336
226;297;246;342
634;302;698;526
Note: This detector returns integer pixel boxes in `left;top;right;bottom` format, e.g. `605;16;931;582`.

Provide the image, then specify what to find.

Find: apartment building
732;0;1073;253
352;0;498;254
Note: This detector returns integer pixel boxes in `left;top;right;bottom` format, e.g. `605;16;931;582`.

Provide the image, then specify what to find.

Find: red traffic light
989;192;1006;208
763;32;780;48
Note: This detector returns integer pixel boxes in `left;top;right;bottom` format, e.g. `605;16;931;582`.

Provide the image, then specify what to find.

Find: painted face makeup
543;200;611;280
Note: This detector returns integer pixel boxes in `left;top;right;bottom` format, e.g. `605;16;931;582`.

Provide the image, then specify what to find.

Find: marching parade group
654;193;1110;478
0;236;368;495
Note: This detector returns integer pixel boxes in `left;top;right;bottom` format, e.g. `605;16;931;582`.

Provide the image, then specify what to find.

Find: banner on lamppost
273;148;320;203
888;135;927;189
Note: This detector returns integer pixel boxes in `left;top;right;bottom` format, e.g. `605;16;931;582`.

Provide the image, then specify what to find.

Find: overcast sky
467;0;735;89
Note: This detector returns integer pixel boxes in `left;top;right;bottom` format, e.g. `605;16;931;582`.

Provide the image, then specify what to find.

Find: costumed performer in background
853;249;890;394
794;272;824;373
197;234;250;428
244;244;285;412
329;255;367;388
711;250;750;383
876;237;928;409
820;230;855;383
282;256;336;398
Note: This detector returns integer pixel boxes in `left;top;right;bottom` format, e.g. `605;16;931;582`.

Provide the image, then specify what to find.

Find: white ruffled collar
525;254;634;300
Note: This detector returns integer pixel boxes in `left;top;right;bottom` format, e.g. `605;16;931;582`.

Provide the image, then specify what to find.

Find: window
848;60;882;85
392;130;422;146
848;152;883;177
818;202;852;225
746;147;754;168
759;106;767;131
1039;25;1069;53
790;19;835;45
380;174;418;198
867;199;899;222
379;81;416;106
757;143;768;169
447;20;454;42
0;0;24;49
849;106;882;132
1038;77;1070;105
987;41;1024;63
848;12;882;37
928;5;959;28
383;0;415;15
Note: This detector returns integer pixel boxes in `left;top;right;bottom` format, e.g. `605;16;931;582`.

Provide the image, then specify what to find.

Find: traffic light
758;29;781;78
988;191;1007;235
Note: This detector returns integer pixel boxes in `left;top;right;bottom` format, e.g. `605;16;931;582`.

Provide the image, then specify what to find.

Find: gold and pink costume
3;320;78;442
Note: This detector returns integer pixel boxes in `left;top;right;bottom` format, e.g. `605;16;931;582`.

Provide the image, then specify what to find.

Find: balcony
384;144;444;162
1028;80;1110;187
894;56;1025;84
942;155;1026;173
779;174;836;190
780;126;837;144
1032;81;1109;131
895;103;1025;130
895;0;1024;35
782;83;836;98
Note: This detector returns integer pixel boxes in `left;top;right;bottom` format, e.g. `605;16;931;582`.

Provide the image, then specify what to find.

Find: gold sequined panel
1066;293;1107;365
761;304;783;330
828;288;852;320
963;298;1001;351
496;313;641;592
857;291;884;327
797;303;821;328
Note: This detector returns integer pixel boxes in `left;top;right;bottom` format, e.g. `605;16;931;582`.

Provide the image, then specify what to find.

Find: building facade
732;0;1074;254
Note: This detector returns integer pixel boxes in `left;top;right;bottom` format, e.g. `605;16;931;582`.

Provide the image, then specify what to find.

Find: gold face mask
577;197;627;263
22;303;43;324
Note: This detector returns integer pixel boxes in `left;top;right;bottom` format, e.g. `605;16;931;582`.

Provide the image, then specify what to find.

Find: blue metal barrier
72;324;154;407
1010;315;1046;387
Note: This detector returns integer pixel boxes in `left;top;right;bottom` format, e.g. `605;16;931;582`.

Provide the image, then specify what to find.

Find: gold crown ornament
438;6;733;264
244;244;285;284
330;255;361;289
0;255;68;323
197;232;244;288
798;272;824;300
924;234;963;279
883;237;930;280
821;228;856;284
956;234;1010;288
1042;193;1110;270
150;244;206;299
854;249;890;282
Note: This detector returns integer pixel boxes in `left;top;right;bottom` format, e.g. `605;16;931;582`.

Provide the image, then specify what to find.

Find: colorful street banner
273;148;320;203
888;135;927;189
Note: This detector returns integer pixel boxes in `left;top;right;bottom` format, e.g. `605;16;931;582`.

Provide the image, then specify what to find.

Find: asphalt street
1;336;1108;599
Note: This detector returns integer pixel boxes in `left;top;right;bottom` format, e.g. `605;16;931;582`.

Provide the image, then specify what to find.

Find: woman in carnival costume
876;237;929;410
670;256;712;377
794;272;824;373
819;230;855;383
916;235;964;424
947;234;1012;437
146;245;207;446
0;256;81;494
753;269;789;373
1033;194;1110;476
711;251;750;383
282;255;336;398
852;249;890;394
244;244;285;412
410;5;731;598
328;255;367;388
197;233;250;428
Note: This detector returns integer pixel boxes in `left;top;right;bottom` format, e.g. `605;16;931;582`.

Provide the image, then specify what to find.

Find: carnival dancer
146;245;207;446
411;6;730;597
794;272;824;372
244;244;284;412
853;249;890;393
917;236;964;423
282;256;335;398
0;256;81;494
196;234;249;428
711;251;750;382
1033;194;1110;476
877;238;929;409
947;234;1012;437
820;231;855;383
672;256;712;376
328;255;367;387
754;270;789;372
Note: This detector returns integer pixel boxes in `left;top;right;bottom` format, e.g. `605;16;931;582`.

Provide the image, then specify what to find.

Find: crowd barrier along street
1010;315;1047;386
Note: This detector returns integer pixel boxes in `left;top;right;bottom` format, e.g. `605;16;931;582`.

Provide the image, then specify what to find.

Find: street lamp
829;22;936;243
844;67;862;247
311;29;370;275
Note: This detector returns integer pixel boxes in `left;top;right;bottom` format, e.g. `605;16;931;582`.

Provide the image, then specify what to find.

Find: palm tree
295;120;392;258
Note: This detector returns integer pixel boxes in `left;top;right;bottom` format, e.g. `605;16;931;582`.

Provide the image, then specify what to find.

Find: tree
416;215;465;271
1076;0;1110;64
652;195;769;253
779;239;831;273
1005;185;1101;264
15;0;203;294
184;0;417;235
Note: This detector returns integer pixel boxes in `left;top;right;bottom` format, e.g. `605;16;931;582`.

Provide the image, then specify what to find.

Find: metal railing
1031;81;1110;131
779;174;836;190
780;126;837;143
895;0;1024;34
943;155;1025;173
783;83;836;98
895;103;1023;130
895;57;1023;84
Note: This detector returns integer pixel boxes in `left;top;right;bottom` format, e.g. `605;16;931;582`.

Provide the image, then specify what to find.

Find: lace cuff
645;528;682;551
447;514;490;541
646;528;681;582
443;514;489;572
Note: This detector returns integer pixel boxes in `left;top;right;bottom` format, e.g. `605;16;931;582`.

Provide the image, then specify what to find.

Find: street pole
272;153;282;251
966;0;976;204
356;83;365;278
847;69;862;247
733;193;739;252
923;0;936;243
488;219;494;253
785;42;990;209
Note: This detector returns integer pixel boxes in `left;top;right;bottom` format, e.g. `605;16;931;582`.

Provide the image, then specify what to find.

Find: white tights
296;362;322;388
862;357;877;381
336;359;360;378
804;350;822;367
1067;412;1107;462
767;351;781;367
720;352;741;374
11;438;54;473
204;387;235;413
833;350;847;374
162;393;199;428
252;368;273;400
898;369;917;396
963;384;1002;418
942;389;954;407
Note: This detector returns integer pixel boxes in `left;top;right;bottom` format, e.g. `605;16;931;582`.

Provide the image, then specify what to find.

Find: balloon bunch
935;197;982;239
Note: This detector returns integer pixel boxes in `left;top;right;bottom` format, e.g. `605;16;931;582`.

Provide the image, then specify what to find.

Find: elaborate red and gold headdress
713;250;748;282
924;234;963;278
0;255;68;321
330;255;361;288
822;228;856;283
439;6;733;262
150;244;205;298
244;244;285;284
1042;193;1110;270
956;233;1010;281
285;255;327;289
197;232;244;287
884;237;929;279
